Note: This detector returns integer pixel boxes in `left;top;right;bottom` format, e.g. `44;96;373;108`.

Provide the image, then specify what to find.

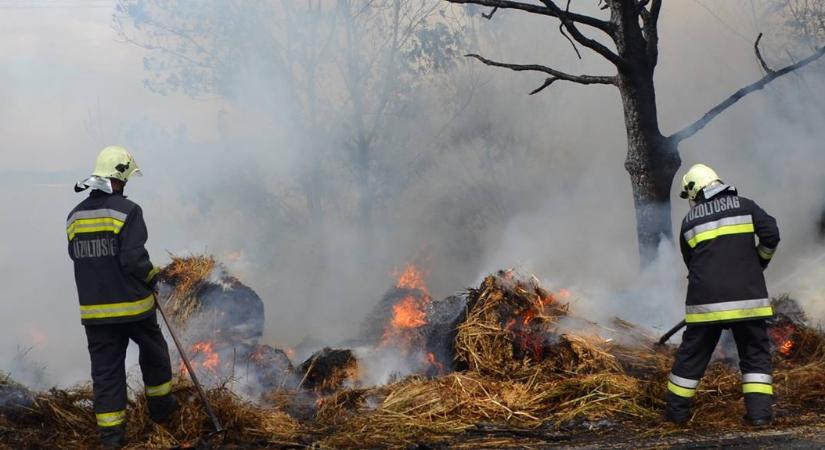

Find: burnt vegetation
5;257;825;448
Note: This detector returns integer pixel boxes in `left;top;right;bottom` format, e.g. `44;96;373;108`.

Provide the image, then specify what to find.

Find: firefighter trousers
84;312;176;447
665;319;773;423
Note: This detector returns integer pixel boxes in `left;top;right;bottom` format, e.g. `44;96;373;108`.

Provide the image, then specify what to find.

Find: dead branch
465;53;616;95
671;38;825;144
559;0;582;59
445;0;613;34
754;33;776;74
481;6;498;19
539;0;626;68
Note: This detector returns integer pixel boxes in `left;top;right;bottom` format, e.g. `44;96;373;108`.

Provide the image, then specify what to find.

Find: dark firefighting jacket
679;184;780;324
67;190;160;325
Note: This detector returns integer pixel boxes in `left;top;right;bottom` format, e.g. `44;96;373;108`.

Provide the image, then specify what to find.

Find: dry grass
1;381;301;449
6;270;825;449
157;254;217;326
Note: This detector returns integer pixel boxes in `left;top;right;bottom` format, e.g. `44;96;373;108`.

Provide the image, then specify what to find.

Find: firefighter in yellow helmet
68;146;176;448
666;163;780;426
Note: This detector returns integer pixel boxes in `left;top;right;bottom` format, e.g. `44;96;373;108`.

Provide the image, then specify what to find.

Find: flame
425;352;445;374
503;288;569;361
769;322;796;357
394;264;430;295
382;263;432;348
391;296;428;329
181;340;220;375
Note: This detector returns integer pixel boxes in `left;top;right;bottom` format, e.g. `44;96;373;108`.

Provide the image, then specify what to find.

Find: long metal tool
156;299;224;435
657;320;686;346
657;249;825;344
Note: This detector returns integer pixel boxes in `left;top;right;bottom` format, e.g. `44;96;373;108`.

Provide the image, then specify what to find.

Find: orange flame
394;264;430;295
382;263;432;347
391;296;428;329
425;352;445;374
181;341;220;374
502;288;569;361
769;322;796;357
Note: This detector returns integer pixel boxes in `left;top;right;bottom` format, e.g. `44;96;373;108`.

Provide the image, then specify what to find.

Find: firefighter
67;146;177;448
665;163;780;426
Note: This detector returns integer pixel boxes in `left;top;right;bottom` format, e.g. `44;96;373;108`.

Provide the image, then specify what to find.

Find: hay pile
157;254;217;326
6;269;825;449
0;380;302;449
314;274;825;447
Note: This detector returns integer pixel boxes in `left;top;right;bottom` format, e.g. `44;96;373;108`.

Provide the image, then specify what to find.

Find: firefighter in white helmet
666;163;780;426
68;146;176;448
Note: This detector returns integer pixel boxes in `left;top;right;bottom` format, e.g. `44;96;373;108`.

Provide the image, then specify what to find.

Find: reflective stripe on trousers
667;373;699;398
742;373;773;395
145;380;172;397
96;410;126;427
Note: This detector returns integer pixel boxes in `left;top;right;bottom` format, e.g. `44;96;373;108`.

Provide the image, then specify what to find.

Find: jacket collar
702;183;736;200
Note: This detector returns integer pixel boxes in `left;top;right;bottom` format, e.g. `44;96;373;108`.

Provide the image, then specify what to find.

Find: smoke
1;0;825;388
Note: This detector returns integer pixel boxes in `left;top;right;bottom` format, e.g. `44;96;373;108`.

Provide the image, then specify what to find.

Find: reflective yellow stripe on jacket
80;294;155;320
683;215;754;248
66;208;128;240
145;266;161;283
685;298;773;324
67;218;125;240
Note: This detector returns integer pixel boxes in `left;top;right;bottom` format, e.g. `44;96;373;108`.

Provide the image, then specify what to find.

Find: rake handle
657;320;686;345
156;298;224;434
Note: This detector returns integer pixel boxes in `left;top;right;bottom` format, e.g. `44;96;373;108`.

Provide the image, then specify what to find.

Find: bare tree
446;0;825;265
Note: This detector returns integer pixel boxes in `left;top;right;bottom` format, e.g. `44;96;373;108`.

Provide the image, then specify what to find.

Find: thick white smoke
1;1;824;389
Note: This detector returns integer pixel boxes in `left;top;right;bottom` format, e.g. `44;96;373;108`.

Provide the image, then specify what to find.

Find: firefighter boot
744;393;773;426
99;423;126;449
664;391;691;424
148;393;178;425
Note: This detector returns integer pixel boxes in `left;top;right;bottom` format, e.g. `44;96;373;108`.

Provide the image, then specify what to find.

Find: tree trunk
609;2;681;266
618;70;681;265
355;136;374;226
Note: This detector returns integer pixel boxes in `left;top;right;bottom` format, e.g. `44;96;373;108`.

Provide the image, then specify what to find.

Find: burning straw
157;254;218;326
7;267;825;448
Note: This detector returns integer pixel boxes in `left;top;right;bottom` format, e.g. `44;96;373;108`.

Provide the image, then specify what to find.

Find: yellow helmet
91;146;142;182
680;163;720;200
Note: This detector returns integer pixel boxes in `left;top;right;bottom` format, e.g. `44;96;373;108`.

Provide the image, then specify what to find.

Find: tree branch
670;39;825;144
754;33;775;74
444;0;613;34
481;6;498;19
466;53;616;94
558;0;582;59
538;0;626;68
